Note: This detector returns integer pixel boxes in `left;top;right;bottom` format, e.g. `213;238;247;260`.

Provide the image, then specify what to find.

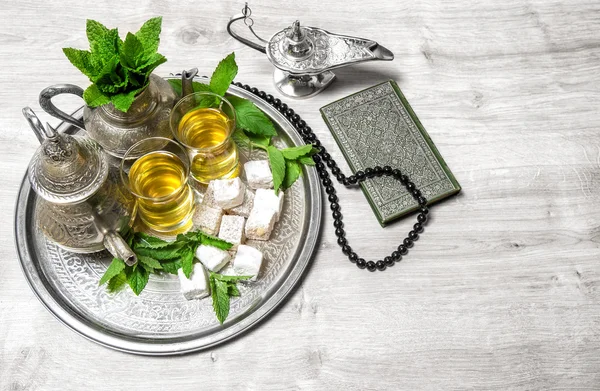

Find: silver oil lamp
227;3;394;98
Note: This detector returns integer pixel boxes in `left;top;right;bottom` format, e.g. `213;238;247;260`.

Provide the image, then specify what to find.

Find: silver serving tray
14;84;322;355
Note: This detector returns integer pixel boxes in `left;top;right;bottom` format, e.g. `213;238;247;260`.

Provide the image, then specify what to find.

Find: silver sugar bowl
23;107;137;265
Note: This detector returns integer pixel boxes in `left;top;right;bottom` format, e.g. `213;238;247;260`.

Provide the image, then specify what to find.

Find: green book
320;80;461;226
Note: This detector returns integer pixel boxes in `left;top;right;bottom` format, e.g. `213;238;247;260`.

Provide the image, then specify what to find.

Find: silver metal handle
227;3;267;54
39;84;85;130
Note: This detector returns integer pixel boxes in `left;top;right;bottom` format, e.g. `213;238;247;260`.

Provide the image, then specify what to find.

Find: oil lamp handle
39;84;85;130
227;3;267;54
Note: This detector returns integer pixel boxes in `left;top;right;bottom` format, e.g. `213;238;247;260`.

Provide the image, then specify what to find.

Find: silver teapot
38;74;178;158
227;3;394;98
23;108;137;265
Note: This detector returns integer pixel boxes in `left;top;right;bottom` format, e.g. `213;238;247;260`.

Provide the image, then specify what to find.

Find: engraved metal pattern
28;135;109;204
83;74;177;158
35;167;136;253
321;81;457;221
15;83;322;355
267;27;376;75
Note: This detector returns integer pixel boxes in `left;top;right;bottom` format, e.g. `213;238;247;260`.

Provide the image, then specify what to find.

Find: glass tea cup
120;137;195;234
170;92;239;185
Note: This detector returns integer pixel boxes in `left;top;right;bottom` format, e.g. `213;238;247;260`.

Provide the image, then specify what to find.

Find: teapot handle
227;3;267;54
39;84;86;130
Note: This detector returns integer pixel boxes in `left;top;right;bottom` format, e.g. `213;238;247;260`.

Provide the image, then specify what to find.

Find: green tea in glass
170;92;239;184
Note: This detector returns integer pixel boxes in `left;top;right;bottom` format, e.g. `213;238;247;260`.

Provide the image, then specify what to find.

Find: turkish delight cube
200;181;219;208
193;204;223;235
213;177;245;209
178;263;210;300
218;215;246;247
232;244;264;281
225;187;255;217
244;160;273;189
253;188;284;221
195;244;231;272
245;207;277;241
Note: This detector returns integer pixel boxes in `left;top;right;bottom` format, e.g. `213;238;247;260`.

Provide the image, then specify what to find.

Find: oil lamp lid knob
281;21;314;60
24;107;109;204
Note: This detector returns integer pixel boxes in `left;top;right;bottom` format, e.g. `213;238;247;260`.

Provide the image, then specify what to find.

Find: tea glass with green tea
170;92;239;185
120;137;195;234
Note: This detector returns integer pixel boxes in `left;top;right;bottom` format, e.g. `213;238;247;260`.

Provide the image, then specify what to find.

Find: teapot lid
23;107;109;204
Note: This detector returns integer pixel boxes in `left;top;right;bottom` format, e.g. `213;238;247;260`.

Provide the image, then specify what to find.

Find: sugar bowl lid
23;107;109;204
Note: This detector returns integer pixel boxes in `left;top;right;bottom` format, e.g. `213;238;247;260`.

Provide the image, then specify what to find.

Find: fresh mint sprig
63;17;166;112
99;229;233;295
99;228;247;324
209;272;252;324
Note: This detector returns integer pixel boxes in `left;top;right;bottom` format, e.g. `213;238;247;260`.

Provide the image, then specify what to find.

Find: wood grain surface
1;0;600;389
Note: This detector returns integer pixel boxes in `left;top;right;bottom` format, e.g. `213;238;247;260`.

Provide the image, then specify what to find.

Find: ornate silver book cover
320;80;461;226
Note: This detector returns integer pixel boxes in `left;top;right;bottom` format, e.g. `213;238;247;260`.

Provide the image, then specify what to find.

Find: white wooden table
2;0;600;389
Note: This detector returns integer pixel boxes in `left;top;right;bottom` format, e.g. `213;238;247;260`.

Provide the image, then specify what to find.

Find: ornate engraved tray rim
14;83;322;355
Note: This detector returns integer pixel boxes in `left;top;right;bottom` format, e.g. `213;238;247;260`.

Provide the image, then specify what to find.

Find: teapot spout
103;231;137;266
370;43;394;61
181;68;199;98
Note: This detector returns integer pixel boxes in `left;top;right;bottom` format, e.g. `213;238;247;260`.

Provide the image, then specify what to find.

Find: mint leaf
210;276;231;324
127;266;149;296
282;160;302;191
208;272;251;323
191;81;212;93
298;156;316;165
121;32;145;70
86;20;120;64
181;247;194;278
228;284;240;297
93;56;125;90
138;255;162;270
160;259;182;275
62;48;99;79
167;79;211;96
212;273;252;282
267;146;286;193
178;231;200;243
199;232;233;250
121;224;135;247
247;133;272;148
134;232;172;249
209;53;238;96
232;128;252;148
137;52;167;73
83;84;110;107
135;16;162;56
107;270;127;293
227;96;277;137
232;128;271;150
167;79;182;96
99;258;126;286
135;242;184;261
110;88;141;112
281;144;314;160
